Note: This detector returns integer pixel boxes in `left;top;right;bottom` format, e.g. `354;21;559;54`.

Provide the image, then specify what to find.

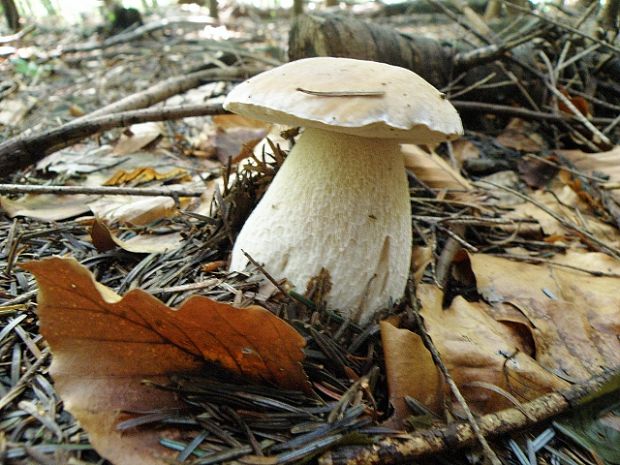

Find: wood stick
0;184;203;198
319;366;620;465
0;103;225;175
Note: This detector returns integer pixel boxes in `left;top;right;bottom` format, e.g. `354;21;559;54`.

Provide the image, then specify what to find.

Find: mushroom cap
224;57;463;143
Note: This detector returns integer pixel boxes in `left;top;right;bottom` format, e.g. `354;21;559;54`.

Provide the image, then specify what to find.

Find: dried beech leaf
418;284;569;414
212;114;271;164
90;219;183;254
23;257;309;465
507;186;620;248
451;139;480;166
88;195;179;226
411;246;433;284
402;144;472;190
497;118;546;152
112;122;163;156
0;193;94;220
469;252;620;381
558;146;620;204
381;320;442;426
90;219;117;252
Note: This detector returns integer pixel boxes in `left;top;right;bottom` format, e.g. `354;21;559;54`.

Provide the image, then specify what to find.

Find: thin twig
0;103;227;174
524;153;607;183
546;85;612;146
0;184;203;198
489;252;620;278
322;366;620;465
452;101;615;124
556;44;601;72
603;113;620;135
241;250;291;301
476;180;620;259
0;25;36;44
408;281;503;465
503;1;620;54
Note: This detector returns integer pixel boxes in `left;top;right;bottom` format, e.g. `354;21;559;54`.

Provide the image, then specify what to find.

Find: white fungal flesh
229;128;411;324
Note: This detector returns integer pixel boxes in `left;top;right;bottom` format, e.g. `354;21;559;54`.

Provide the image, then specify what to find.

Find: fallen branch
319;366;620;465
72;65;259;123
453;101;617;124
0;184;203;198
503;1;620;55
0;24;35;44
57;16;216;54
408;280;502;465
0;103;226;174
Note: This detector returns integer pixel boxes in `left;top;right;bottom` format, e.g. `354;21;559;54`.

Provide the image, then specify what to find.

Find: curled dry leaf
496;118;547;152
411;246;433;284
88;195;179;226
112;122;163;156
557;146;620;186
418;284;569;414
90;219;183;254
0;193;94;221
211;114;271;164
506;185;620;248
23;257;310;465
380;320;442;427
402;144;472;191
469;252;620;381
450;139;480;167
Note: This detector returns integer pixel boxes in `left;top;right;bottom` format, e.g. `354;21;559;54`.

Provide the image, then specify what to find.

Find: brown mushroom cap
224;57;463;143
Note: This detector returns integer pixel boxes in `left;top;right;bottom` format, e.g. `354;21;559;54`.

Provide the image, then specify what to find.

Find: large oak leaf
418;285;569;413
380;319;442;426
24;257;309;465
469;252;620;381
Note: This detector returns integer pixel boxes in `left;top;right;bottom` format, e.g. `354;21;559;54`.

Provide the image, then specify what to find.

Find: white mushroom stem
230;127;412;324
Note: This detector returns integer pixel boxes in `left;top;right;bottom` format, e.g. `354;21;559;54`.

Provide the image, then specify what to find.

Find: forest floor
0;2;619;465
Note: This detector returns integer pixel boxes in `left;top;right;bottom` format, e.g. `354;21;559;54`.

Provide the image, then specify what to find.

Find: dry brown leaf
496;118;546;152
118;233;184;254
411;246;433;284
402;144;472;190
90;219;117;252
112;122;163;156
469;252;620;381
0;193;94;220
23;257;310;465
450;139;480;167
90;219;183;253
211;114;271;164
418;284;568;413
88;195;179;226
380;320;442;426
558;87;591;117
507;186;620;248
517;155;559;189
558;146;620;201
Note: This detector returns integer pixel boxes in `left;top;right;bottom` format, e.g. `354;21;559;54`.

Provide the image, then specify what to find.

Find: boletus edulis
224;57;462;324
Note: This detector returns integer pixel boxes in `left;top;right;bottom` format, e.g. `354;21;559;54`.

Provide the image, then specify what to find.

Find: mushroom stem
230;128;411;323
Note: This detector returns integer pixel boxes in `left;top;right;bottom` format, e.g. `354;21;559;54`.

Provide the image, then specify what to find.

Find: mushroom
224;57;462;324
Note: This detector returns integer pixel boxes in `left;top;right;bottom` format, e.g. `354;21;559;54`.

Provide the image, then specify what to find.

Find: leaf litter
2;3;620;465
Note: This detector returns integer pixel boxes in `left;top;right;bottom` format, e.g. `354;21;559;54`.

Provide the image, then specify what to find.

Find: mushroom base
229;128;411;324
